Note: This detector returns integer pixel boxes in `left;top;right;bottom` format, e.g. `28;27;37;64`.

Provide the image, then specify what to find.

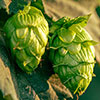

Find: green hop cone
49;14;97;96
4;6;49;73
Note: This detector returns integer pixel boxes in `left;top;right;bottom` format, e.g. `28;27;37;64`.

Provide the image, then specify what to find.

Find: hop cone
49;15;97;95
4;6;49;73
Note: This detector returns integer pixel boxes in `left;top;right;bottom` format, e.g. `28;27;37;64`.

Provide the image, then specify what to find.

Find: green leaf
55;16;70;25
64;14;91;28
50;17;70;33
82;40;99;47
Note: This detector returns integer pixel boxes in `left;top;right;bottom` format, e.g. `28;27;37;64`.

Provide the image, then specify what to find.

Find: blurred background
44;0;100;100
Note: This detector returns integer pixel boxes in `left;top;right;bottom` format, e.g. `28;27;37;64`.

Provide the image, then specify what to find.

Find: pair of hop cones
3;5;98;97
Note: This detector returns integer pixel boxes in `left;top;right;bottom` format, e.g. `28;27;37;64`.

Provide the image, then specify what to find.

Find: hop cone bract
4;6;49;73
49;15;97;95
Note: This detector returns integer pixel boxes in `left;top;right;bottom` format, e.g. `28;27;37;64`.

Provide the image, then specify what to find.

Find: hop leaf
49;15;97;96
4;5;49;73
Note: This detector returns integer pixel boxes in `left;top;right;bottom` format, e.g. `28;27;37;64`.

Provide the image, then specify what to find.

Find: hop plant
49;15;97;96
4;6;49;73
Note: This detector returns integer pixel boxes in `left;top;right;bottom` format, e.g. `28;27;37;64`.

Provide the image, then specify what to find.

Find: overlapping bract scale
49;15;96;95
4;6;49;73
